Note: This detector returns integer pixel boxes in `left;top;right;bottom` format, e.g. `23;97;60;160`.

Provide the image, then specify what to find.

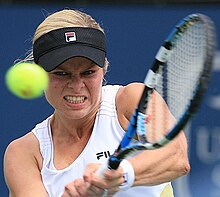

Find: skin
4;57;190;197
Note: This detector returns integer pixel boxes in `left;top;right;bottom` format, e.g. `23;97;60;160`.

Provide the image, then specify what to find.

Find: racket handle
96;155;121;178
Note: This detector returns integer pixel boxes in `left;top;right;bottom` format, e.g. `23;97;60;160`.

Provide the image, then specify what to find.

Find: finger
61;182;79;197
74;179;90;196
84;169;108;189
104;187;120;196
103;169;125;188
83;163;101;182
61;179;90;197
104;168;123;180
87;174;122;196
87;185;104;196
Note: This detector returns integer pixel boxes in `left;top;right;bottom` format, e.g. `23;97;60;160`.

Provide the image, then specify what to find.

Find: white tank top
32;85;172;197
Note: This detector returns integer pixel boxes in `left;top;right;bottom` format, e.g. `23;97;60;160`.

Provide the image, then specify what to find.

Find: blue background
0;4;220;197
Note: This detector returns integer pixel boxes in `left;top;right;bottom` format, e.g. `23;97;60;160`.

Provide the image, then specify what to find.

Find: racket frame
106;13;216;170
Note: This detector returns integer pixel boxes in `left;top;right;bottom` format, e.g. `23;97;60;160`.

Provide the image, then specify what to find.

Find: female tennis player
4;9;190;197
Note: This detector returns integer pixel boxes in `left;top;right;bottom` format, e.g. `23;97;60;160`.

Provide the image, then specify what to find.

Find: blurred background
0;1;220;197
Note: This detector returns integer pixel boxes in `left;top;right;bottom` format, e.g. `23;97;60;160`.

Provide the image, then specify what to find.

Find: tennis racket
97;13;216;176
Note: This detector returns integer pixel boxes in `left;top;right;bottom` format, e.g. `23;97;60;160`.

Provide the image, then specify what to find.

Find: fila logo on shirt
65;32;77;42
96;151;111;160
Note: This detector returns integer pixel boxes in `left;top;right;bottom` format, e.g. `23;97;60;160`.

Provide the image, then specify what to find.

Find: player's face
45;57;104;120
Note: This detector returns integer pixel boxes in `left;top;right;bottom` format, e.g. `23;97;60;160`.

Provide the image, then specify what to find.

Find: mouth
64;96;87;104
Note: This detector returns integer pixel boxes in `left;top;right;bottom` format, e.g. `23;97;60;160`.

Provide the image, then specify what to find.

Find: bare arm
60;83;190;196
130;132;189;186
4;132;48;197
116;82;190;186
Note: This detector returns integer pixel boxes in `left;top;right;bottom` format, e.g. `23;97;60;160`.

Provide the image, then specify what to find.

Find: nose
67;75;85;91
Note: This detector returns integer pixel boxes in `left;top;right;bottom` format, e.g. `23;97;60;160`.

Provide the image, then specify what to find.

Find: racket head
154;13;216;143
108;13;216;169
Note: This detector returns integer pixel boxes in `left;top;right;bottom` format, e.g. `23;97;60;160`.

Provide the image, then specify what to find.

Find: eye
81;70;96;76
51;71;69;76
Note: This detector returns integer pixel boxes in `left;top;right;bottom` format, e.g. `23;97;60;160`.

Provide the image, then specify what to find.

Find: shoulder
116;83;144;116
4;132;41;169
115;83;144;130
117;82;144;99
116;82;165;111
5;132;39;151
115;83;165;128
4;132;47;196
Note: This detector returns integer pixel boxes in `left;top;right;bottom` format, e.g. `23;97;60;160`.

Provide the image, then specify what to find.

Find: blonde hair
25;9;109;74
34;9;104;41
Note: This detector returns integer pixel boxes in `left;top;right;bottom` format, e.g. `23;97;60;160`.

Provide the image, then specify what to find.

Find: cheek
45;82;58;95
88;77;103;100
44;85;55;105
47;76;65;91
44;79;64;102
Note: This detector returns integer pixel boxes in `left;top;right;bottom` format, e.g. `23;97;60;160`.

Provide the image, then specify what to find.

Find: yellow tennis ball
5;62;48;99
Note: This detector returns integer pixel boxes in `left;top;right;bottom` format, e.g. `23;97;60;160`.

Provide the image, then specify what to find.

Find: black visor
33;27;106;71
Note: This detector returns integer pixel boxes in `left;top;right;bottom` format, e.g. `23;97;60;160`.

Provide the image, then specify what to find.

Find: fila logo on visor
65;32;77;42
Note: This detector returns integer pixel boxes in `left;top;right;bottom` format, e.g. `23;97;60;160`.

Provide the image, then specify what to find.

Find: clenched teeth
64;96;85;103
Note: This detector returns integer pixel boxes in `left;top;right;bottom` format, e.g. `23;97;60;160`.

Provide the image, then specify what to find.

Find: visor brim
37;44;105;72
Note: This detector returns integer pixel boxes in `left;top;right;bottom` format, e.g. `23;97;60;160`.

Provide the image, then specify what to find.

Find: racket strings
144;91;171;143
156;21;207;121
146;92;157;143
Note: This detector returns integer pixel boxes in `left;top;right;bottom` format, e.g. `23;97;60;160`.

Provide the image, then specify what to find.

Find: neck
51;105;99;142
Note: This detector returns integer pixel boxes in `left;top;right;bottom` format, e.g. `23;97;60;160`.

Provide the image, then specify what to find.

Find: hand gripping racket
97;13;216;177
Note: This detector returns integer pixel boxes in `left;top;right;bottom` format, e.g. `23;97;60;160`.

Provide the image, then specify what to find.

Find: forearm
129;132;190;186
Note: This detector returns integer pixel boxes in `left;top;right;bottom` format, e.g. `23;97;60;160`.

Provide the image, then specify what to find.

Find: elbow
179;159;191;176
174;132;191;177
171;151;190;179
175;147;191;177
